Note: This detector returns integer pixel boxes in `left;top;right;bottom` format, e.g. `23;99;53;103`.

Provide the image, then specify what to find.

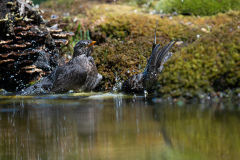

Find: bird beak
87;41;96;47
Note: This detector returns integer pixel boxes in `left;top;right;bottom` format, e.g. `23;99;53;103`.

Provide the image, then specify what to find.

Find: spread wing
144;41;176;75
143;41;176;90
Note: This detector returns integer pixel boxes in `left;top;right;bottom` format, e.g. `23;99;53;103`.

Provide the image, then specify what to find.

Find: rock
0;0;74;91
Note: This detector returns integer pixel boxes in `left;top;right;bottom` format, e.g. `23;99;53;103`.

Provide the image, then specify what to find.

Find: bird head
73;40;96;58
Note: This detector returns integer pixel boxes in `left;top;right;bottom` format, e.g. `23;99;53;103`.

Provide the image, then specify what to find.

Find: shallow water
0;93;240;160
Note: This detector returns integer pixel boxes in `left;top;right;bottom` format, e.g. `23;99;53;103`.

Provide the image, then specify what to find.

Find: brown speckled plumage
21;40;102;95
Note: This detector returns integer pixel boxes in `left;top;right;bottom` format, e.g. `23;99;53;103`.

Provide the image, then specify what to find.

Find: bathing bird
122;28;176;93
21;40;102;95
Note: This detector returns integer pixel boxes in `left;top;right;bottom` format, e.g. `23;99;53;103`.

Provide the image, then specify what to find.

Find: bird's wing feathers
145;41;175;74
51;55;101;93
143;41;175;90
156;41;176;70
51;64;87;93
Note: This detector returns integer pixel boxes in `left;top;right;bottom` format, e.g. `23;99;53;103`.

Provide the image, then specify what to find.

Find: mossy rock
157;15;240;97
92;38;149;90
91;13;204;43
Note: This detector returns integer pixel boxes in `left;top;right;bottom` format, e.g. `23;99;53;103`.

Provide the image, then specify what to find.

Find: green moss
155;0;240;16
157;14;240;97
92;13;204;43
93;38;150;90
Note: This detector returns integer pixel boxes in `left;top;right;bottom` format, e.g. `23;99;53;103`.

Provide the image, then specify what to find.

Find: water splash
144;90;148;98
113;81;123;93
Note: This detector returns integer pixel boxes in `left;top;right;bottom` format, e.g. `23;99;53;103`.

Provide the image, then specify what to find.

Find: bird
122;27;176;93
20;40;102;95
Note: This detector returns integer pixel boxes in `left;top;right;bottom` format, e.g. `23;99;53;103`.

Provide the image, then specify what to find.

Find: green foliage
155;0;240;16
157;15;240;97
70;22;90;50
122;0;154;6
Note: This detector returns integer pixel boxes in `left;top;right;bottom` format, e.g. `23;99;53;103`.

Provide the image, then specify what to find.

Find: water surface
0;93;240;160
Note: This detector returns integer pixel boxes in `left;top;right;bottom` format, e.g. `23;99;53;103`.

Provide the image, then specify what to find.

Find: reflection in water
0;94;240;160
